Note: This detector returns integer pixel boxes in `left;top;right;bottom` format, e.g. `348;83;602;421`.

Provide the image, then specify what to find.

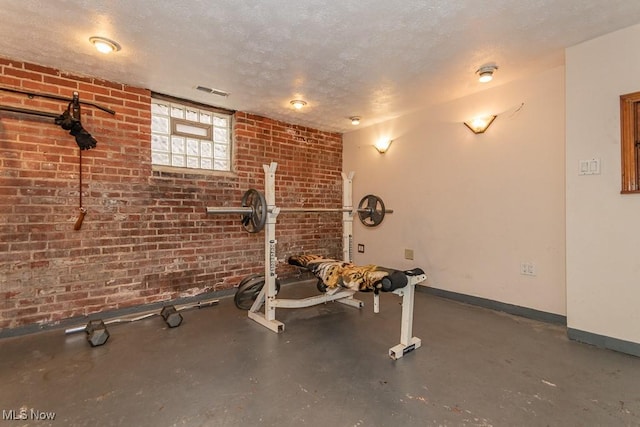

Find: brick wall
0;57;343;331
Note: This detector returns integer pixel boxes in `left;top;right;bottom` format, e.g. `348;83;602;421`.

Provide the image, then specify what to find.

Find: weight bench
227;162;425;359
288;254;426;359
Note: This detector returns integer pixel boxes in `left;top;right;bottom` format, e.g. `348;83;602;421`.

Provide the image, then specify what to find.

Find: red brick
2;67;43;81
42;75;79;89
23;62;59;75
1;55;342;332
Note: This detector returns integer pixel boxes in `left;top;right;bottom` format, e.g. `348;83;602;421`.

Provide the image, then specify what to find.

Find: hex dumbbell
65;298;219;346
85;319;110;347
160;305;183;328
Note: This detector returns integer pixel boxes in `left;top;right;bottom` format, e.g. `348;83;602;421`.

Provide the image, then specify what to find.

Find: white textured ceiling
1;1;640;133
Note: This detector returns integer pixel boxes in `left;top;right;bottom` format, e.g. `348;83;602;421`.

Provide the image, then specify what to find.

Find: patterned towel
288;254;405;292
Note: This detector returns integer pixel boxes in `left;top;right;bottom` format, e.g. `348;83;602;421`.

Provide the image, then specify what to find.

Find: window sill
152;165;238;179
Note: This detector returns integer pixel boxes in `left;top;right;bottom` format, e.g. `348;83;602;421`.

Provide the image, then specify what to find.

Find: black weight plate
241;189;267;233
237;273;261;289
234;276;281;310
357;194;386;227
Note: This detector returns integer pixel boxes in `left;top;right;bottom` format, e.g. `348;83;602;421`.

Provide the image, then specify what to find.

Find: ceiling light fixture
476;64;498;83
463;115;497;134
290;100;307;110
89;36;121;54
350;116;361;125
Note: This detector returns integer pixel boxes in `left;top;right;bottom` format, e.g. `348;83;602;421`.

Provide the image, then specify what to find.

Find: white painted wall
344;66;566;315
566;23;640;344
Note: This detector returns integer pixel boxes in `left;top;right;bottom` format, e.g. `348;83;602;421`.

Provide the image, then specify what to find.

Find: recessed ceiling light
89;36;121;54
350;116;361;125
290;100;307;110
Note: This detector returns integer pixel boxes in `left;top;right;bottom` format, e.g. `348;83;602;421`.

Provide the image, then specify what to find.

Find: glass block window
151;97;232;172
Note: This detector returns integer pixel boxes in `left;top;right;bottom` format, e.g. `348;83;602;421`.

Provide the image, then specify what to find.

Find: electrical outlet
520;262;536;276
527;263;536;276
404;249;414;260
520;262;528;275
357;244;365;253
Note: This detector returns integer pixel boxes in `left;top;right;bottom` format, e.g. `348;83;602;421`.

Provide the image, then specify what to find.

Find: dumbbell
66;298;219;346
85;319;110;347
79;307;180;347
160;298;218;327
78;307;179;347
161;305;183;328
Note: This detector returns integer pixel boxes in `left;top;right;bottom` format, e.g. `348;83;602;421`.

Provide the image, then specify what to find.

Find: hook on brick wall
54;93;97;150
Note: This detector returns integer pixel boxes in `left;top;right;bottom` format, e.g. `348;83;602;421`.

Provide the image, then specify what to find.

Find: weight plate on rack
241;189;267;233
357;194;386;227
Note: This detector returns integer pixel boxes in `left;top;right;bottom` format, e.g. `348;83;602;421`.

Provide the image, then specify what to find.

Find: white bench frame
245;162;425;359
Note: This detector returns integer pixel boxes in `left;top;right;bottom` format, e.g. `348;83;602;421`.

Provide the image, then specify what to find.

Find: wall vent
195;85;230;97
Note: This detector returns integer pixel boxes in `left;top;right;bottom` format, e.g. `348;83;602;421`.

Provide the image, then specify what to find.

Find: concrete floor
1;283;639;427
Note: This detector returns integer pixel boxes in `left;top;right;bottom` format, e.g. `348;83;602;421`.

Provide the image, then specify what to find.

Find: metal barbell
64;298;219;346
206;189;393;233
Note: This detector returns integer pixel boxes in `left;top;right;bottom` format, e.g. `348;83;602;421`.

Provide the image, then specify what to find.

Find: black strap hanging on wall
0;86;116;229
54;93;98;150
73;150;88;230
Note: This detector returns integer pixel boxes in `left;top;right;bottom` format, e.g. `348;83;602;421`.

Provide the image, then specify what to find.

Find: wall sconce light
374;138;392;153
476;64;498;83
290;99;307;110
350;116;361;125
463;115;497;134
89;36;121;54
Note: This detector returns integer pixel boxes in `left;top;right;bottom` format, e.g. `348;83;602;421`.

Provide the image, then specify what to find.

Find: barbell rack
206;189;392;232
205;162;424;359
